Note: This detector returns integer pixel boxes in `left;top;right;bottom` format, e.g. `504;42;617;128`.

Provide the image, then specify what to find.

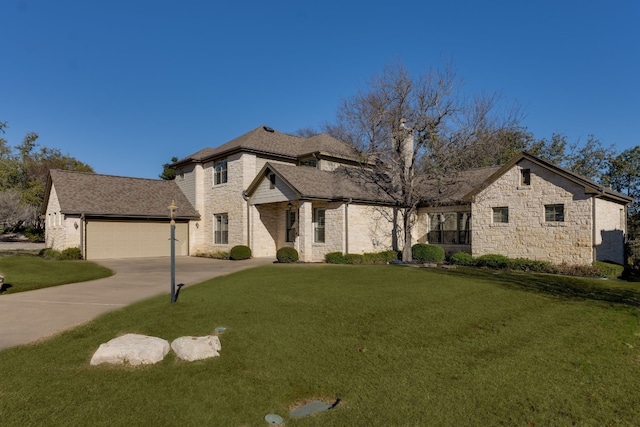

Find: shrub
344;253;364;264
39;247;82;260
550;263;601;278
195;251;229;259
475;254;511;269
276;247;299;263
325;252;347;264
411;244;445;263
229;245;252;260
363;250;398;264
449;251;474;266
509;258;551;273
593;261;624;279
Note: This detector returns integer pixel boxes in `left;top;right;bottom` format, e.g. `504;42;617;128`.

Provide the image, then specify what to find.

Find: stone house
44;126;632;264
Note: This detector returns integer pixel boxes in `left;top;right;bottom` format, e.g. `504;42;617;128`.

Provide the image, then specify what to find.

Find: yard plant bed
1;265;639;425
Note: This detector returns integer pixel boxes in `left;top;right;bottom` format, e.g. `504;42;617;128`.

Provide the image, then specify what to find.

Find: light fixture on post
168;200;178;303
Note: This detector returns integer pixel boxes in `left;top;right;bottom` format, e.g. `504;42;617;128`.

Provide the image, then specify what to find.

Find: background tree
0;121;94;233
326;63;522;261
159;157;179;180
604;146;640;241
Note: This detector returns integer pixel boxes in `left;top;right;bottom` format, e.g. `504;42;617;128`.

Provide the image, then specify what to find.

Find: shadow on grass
444;267;640;308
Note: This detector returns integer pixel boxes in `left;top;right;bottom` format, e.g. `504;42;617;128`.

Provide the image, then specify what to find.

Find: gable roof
245;163;393;205
419;166;502;206
463;152;633;205
45;170;200;219
173;126;359;166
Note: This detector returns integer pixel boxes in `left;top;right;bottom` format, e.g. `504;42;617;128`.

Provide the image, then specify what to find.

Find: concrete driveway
0;256;274;351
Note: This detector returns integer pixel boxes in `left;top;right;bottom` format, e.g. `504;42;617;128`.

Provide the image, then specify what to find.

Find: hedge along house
44;170;199;259
416;152;633;265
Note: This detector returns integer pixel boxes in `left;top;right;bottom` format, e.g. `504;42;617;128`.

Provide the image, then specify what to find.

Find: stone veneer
471;159;594;265
45;185;82;251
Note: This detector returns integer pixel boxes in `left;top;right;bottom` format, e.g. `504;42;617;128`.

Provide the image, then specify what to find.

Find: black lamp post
168;200;178;303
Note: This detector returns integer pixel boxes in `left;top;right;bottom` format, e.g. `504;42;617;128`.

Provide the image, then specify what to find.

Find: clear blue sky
2;0;638;179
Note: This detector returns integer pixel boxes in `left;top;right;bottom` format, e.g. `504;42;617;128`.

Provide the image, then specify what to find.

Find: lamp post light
168;200;178;303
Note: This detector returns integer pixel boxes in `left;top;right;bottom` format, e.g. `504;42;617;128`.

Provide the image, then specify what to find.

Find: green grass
1;265;639;426
0;256;113;293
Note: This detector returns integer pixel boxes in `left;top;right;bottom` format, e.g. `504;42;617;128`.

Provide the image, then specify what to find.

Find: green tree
160;157;179;180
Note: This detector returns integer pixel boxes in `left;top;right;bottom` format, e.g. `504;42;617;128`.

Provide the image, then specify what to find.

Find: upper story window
521;169;531;186
268;173;276;189
492;207;509;224
214;159;227;185
286;210;296;242
313;208;325;243
300;159;318;168
545;204;564;222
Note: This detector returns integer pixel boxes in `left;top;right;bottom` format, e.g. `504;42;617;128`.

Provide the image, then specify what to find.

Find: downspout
242;191;250;248
345;198;352;254
80;213;85;260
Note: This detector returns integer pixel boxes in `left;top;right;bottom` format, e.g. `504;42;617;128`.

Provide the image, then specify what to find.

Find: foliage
194;250;229;259
39;247;83;260
474;254;513;269
592;261;624;279
276;247;299;263
159;156;179;180
325;62;522;261
0;255;111;293
0;189;30;231
0;120;94;231
449;251;474;266
411;243;445;263
23;226;44;242
325;250;399;264
229;245;252;260
1;265;640;425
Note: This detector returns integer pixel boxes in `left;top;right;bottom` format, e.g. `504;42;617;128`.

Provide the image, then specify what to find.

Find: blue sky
2;0;638;179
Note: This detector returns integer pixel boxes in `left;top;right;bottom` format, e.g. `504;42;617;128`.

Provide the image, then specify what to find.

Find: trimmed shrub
195;250;229;259
276;247;299;263
344;253;365;264
229;245;252;260
509;258;551;272
449;251;474;266
325;252;347;264
593;261;624;279
363;250;399;264
411;244;445;263
40;247;82;260
475;254;511;269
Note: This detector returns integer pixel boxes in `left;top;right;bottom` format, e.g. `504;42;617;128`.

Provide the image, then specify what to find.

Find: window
521;169;531;186
214;159;227;185
269;173;276;189
214;213;228;244
492;207;509;224
428;212;469;244
300;159;318;168
286;210;296;242
313;208;325;243
545;204;564;222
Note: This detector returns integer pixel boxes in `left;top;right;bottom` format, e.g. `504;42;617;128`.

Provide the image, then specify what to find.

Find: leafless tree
326;63;521;261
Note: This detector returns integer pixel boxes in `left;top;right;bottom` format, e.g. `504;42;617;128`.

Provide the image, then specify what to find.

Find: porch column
297;201;313;262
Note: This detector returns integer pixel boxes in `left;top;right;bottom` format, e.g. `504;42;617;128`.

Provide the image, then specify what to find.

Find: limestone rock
90;333;170;366
171;335;221;361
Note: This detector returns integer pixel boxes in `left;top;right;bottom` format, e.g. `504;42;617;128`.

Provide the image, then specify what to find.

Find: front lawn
0;256;113;293
1;265;639;425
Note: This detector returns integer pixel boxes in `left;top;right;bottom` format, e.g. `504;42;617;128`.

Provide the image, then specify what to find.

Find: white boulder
171;335;221;361
90;333;170;366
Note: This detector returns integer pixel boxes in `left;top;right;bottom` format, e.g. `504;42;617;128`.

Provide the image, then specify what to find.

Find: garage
85;220;189;260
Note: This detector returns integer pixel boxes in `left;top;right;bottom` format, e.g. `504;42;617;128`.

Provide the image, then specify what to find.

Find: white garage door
85;220;189;259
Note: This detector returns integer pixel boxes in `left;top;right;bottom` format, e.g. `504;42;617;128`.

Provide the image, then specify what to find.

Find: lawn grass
1;265;639;426
0;256;113;293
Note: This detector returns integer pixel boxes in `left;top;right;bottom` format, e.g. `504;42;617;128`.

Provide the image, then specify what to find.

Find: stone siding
594;198;626;264
45;185;82;251
471;160;594;265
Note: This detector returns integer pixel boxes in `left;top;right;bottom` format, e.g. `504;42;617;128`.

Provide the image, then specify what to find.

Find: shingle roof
251;163;393;204
46;170;199;219
174;126;359;165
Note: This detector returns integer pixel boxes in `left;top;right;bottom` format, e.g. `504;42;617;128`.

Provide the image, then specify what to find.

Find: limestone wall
594;198;626;264
45;185;82;251
471;159;594;265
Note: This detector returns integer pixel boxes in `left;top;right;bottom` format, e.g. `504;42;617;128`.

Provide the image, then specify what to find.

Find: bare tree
326;63;521;261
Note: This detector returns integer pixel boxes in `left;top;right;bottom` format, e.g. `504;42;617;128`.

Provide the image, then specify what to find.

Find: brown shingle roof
47;170;199;219
250;163;393;204
174;126;359;165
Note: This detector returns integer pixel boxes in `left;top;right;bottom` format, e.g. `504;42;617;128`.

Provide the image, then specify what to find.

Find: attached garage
85;220;189;260
44;170;200;260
